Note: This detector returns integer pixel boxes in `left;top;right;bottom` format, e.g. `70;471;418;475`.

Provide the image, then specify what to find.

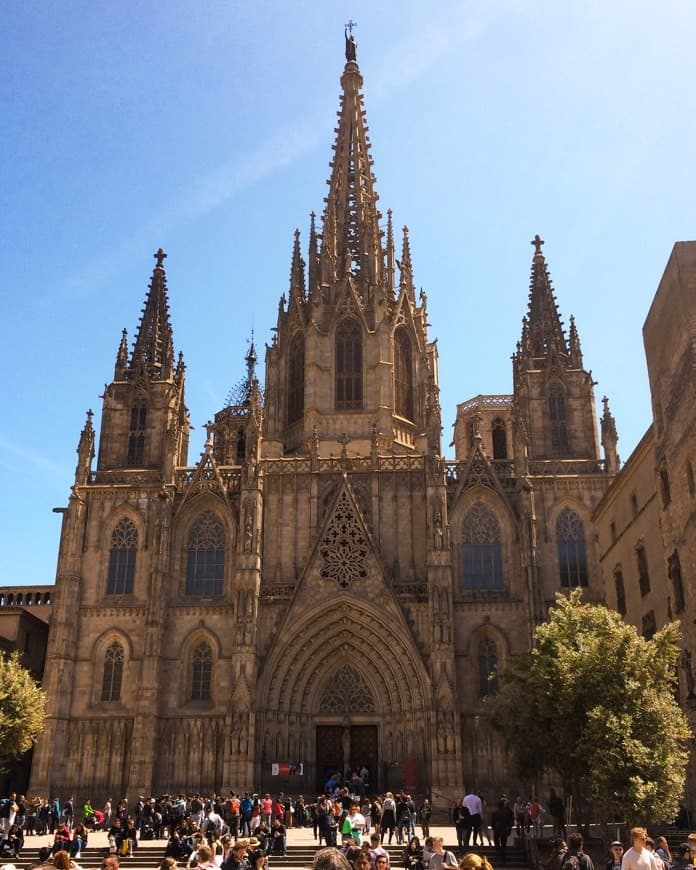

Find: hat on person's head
38;848;52;863
611;843;623;848
247;839;260;849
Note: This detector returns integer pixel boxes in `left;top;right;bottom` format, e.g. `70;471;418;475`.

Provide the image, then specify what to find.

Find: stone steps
9;838;528;870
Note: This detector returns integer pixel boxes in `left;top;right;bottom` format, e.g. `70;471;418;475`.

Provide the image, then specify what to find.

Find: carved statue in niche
244;509;254;552
432;499;444;550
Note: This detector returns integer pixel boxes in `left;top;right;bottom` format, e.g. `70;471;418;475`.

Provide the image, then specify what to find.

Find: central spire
130;248;175;380
320;34;384;292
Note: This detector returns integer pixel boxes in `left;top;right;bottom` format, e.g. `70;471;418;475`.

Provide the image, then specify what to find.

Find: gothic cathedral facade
30;42;619;802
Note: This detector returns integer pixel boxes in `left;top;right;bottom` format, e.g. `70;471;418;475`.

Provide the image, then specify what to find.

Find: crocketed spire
523;235;568;361
130;248;175;380
319;42;384;292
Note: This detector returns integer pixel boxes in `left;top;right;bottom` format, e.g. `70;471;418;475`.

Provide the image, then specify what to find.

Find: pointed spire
319;36;384;291
398;225;415;301
130;248;175;380
523;234;568;362
568;314;583;367
74;409;95;485
308;211;320;303
385;209;395;294
601;395;620;473
246;331;258;386
289;228;307;308
115;328;128;379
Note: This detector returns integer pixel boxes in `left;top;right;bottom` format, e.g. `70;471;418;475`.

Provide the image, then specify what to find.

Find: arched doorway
256;599;431;795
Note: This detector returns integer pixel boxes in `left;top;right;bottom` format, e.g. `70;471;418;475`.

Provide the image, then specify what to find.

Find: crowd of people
0;787;693;870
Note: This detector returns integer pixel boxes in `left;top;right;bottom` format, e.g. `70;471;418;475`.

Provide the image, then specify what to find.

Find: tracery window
461;501;504;591
185;512;225;596
319;491;368;589
191;641;213;701
548;385;570;457
107;518;137;595
101;640;124;702
336;319;363;410
491;418;507;459
319;664;376;713
478;638;498;697
394;328;414;420
287;332;305;424
556;508;588;588
127;397;147;466
642;610;656;640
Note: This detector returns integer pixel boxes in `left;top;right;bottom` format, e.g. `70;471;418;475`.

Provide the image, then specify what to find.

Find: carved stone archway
255;598;431;791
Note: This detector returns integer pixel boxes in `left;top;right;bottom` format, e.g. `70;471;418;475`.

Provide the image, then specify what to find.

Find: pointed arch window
107;518;137;595
614;566;626;615
191;641;213;701
287;332;305;424
335;319;363;410
185;512;225;596
127;397;147;466
478;638;498;697
461;501;504;591
556;508;588;587
491;418;507;459
394;328;414;420
101;640;125;702
548;385;570;457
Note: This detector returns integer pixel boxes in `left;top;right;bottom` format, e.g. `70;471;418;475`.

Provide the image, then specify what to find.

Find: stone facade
29;43;616;804
594;242;696;808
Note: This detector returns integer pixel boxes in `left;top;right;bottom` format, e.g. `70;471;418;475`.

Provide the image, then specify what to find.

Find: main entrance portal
316;725;378;792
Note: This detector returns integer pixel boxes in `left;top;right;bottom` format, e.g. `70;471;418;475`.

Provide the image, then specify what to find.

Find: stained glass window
557;508;588;587
192;641;213;701
461;502;504;591
107;518;137;595
101;640;124;702
186;512;225;596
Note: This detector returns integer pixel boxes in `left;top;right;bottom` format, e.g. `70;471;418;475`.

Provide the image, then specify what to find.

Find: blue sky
2;0;695;586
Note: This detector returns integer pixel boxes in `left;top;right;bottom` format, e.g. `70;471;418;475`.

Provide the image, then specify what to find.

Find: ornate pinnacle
523;234;568;362
130;250;175;380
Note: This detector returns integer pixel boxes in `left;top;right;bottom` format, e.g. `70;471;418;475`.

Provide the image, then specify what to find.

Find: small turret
398;226;415;302
568;314;583;368
114;329;128;380
74;409;95;485
601;395;620;473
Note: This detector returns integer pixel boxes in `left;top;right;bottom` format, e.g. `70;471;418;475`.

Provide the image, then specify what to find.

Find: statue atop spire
344;20;357;62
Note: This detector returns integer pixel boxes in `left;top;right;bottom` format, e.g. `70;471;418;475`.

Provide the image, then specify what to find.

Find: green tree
0;651;46;765
490;590;691;830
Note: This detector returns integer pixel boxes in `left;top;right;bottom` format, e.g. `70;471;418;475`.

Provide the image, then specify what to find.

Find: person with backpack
563;833;594;870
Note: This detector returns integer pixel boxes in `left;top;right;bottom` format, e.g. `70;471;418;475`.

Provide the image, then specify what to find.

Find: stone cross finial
531;235;544;254
154;248;167;266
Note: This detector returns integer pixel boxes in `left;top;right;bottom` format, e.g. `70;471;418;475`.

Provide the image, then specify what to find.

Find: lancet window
101;640;125;702
107;518;137;595
127;397;147;466
336;319;363;410
185;512;225;596
556;508;588;587
548;385;570;457
287;332;305;424
394;327;414;420
461;501;504;591
191;641;213;701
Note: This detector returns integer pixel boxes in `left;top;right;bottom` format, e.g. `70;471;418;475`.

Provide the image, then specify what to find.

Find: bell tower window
491;418;507;459
548;385;570;457
336;319;363;410
394;328;414;420
287;332;305;424
127;397;147;466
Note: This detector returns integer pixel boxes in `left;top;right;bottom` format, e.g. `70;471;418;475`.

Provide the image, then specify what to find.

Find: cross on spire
531;234;544;254
345;19;357;35
154;248;167;266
